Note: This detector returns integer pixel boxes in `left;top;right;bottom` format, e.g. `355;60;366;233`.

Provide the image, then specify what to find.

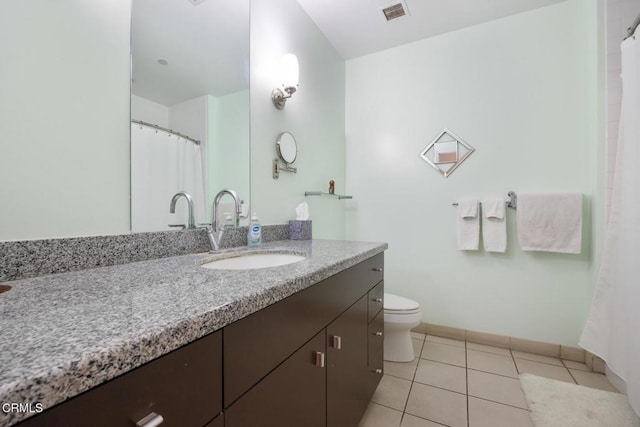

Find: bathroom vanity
0;240;386;427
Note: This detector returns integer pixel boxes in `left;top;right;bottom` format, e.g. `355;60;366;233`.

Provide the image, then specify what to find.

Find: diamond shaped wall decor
420;128;474;178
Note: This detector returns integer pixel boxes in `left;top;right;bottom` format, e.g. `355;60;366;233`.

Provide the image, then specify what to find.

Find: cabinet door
225;330;326;427
327;296;369;427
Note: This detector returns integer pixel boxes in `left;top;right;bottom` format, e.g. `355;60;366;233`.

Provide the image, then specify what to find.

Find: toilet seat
384;293;420;315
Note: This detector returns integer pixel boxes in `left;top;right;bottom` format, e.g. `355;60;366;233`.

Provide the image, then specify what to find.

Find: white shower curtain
131;123;206;232
580;31;640;415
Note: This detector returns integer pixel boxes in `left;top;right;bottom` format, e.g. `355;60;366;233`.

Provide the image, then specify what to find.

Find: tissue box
289;220;312;240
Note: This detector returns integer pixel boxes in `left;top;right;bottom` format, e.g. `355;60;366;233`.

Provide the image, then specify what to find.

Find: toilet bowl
384;293;422;362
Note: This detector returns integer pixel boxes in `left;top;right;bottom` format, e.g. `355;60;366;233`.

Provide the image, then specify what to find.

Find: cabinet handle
136;412;164;427
315;351;325;368
373;298;383;303
374;331;383;337
372;369;383;375
372;267;383;272
332;335;342;350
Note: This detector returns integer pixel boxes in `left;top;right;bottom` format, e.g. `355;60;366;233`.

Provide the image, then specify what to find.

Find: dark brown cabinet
18;253;384;427
225;253;384;427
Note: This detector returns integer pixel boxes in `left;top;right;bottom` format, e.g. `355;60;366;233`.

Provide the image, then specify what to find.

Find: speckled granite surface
0;225;289;283
0;239;386;426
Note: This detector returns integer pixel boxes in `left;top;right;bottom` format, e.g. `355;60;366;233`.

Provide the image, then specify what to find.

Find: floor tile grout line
403;412;449;427
411;378;467;395
398;338;425;425
424;338;466;349
418;356;467;370
565;365;579;384
510;348;521;376
513;355;568;367
402;406;450;427
467;394;530;412
407;379;469;397
465;340;470;427
383;371;418;382
368;401;402;412
466;367;519;380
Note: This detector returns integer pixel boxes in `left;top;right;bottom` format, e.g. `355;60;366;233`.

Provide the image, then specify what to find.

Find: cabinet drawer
224;253;384;407
19;331;222;427
368;281;384;323
358;252;384;294
367;309;384;397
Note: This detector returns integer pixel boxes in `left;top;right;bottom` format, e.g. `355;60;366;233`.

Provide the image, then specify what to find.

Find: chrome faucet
207;189;242;251
169;191;196;229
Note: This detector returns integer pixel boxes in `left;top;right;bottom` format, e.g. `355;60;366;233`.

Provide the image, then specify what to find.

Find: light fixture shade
281;54;299;88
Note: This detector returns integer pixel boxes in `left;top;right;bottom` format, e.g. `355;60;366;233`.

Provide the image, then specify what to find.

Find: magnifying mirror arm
208;189;243;251
272;158;297;179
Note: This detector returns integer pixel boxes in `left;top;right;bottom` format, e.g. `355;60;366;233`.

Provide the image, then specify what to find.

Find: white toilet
383;293;422;362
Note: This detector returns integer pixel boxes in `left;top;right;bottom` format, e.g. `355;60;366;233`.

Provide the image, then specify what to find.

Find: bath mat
519;373;640;427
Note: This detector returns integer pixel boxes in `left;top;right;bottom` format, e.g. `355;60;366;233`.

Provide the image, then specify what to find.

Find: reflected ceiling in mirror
132;0;249;104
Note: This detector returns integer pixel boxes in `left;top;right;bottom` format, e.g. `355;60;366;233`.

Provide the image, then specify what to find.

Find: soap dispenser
247;213;262;246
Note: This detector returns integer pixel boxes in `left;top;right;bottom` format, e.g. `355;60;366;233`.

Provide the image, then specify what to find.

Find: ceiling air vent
380;1;409;22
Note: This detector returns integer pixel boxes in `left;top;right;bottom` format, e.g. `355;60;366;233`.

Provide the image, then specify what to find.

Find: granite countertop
0;239;387;426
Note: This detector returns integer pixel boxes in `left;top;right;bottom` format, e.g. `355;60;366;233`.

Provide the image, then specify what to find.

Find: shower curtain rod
626;13;640;39
131;120;201;145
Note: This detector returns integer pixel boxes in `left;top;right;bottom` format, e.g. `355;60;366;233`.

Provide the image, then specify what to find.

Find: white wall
131;95;169;126
345;0;601;346
250;0;346;239
0;0;131;241
208;90;251;221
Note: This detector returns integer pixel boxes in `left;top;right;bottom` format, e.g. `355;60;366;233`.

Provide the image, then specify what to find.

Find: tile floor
359;333;618;427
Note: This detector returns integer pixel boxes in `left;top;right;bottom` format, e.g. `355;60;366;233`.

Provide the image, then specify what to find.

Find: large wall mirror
0;0;250;241
131;0;250;232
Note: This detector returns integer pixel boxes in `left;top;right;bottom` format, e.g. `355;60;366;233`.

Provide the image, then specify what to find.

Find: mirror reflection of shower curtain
580;31;640;415
131;123;206;232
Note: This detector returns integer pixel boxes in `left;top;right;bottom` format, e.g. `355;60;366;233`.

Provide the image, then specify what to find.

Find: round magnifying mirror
276;132;298;164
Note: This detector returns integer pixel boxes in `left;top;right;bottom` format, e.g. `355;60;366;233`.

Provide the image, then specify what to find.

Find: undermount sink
202;253;306;270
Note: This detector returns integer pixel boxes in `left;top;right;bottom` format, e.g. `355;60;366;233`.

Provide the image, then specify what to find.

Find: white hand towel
516;193;582;254
482;198;507;253
456;200;480;250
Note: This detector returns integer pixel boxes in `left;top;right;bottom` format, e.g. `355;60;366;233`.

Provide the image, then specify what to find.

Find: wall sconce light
271;54;299;109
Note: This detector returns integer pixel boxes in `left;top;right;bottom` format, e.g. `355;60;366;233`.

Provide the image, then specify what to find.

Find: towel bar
452;191;517;209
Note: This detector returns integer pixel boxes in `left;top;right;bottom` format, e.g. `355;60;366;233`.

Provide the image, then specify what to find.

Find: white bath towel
482;198;507;253
516;193;583;254
456;200;480;251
